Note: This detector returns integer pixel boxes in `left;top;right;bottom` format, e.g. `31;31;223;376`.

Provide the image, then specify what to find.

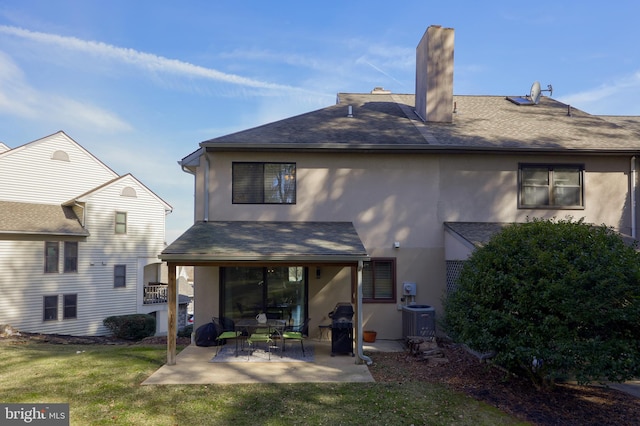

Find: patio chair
247;331;274;360
282;318;310;357
214;317;243;356
215;330;243;356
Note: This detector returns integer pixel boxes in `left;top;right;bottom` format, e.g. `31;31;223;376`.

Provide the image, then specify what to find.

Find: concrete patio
142;339;404;385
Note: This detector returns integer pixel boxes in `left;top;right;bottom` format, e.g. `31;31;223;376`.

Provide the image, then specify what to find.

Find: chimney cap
371;87;391;94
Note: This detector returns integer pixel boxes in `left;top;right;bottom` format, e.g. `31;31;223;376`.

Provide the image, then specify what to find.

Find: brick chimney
415;25;454;123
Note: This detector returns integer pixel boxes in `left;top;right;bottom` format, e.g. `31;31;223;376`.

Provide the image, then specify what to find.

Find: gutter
180;161;195;176
201;143;640;156
356;260;373;365
158;254;369;265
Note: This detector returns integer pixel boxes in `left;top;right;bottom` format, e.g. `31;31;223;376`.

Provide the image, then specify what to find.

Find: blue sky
2;1;640;243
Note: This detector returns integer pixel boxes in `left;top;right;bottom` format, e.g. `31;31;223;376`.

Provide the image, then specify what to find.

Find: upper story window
232;162;296;204
64;242;78;273
44;242;59;273
519;164;584;209
362;258;396;303
115;212;127;234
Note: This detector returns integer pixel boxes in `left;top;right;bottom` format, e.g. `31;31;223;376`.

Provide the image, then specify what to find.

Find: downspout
632;156;637;238
356;260;373;365
632;156;637;239
204;152;210;222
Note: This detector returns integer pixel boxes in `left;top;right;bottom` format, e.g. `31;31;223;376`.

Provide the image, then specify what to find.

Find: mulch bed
367;342;640;426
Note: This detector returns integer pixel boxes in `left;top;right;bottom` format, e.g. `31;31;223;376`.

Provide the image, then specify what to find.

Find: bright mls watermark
1;404;69;425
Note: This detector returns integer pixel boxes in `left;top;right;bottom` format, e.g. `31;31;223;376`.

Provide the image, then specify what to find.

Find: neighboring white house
0;131;173;336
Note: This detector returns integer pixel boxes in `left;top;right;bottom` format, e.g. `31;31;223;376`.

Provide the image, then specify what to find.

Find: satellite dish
530;81;542;105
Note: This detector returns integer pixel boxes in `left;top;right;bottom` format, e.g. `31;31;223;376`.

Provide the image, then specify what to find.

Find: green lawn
0;341;526;425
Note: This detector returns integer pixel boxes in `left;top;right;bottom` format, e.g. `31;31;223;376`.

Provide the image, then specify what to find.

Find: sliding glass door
221;266;307;326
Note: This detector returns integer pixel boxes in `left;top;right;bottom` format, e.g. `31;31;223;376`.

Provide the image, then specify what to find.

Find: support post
167;262;177;365
356;260;372;365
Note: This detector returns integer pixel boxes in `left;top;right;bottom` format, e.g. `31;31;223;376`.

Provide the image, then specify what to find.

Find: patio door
221;266;307;326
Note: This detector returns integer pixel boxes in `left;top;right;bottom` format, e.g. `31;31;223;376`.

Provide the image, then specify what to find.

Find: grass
0;341;526;425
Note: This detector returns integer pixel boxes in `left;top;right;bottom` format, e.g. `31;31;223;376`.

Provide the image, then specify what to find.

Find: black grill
329;303;354;356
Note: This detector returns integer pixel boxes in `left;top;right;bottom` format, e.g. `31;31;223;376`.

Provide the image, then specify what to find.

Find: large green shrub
444;217;640;389
103;314;156;340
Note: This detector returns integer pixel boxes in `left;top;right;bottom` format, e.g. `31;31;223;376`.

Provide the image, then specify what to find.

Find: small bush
178;325;193;338
103;314;156;340
444;217;640;389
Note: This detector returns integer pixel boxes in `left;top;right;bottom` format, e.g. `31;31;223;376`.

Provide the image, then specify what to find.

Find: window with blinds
232;162;296;204
519;164;584;209
362;258;396;302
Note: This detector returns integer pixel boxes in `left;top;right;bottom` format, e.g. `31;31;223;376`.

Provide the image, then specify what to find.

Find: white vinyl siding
0;239;141;335
0;132;117;204
0;134;170;336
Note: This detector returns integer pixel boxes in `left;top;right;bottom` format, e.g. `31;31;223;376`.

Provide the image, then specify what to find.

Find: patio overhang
160;220;369;264
159;221;370;366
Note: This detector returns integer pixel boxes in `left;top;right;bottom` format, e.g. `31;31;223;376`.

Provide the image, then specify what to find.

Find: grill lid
329;302;354;321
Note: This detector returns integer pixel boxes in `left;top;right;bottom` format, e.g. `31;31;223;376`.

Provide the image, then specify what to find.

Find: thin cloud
0;25;313;95
356;58;407;88
219;48;327;72
0;51;131;132
560;71;640;114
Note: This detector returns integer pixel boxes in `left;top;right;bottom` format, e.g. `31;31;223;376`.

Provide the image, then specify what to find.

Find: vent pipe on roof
347;105;353;117
415;25;454;123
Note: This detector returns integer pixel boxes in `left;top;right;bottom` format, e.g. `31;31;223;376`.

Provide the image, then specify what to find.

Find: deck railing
143;284;168;304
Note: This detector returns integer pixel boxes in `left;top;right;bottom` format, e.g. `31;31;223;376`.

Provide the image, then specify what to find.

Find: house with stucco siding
160;26;640;365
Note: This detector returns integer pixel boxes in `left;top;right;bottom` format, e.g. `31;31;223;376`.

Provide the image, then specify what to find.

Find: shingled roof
199;93;640;153
445;221;639;250
161;221;368;263
0;201;89;237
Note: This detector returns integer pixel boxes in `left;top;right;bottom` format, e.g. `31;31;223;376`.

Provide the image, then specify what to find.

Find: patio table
234;319;287;357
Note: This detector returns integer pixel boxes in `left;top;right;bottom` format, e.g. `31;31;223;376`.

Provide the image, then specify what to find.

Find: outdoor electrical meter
402;282;417;296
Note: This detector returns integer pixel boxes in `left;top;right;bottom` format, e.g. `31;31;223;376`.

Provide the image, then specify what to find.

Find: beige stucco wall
438;154;631;234
192;266;219;330
191;150;634;339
